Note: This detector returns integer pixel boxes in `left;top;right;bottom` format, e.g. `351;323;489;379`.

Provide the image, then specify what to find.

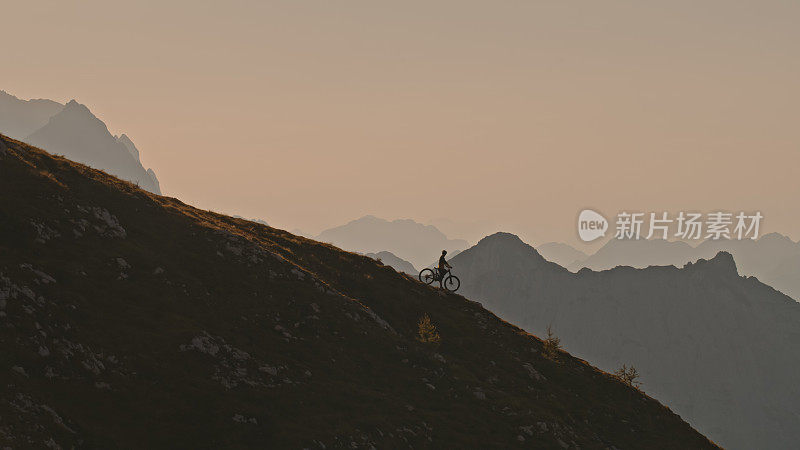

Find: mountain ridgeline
535;242;588;268
316;215;468;269
0;134;716;448
452;232;800;450
0;90;160;194
560;234;800;301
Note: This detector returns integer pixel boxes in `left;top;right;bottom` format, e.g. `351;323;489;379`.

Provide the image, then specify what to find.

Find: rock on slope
452;232;800;450
0;135;717;448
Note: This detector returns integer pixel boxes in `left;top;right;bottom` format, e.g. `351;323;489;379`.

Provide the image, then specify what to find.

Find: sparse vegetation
417;313;441;343
614;364;642;389
542;324;561;360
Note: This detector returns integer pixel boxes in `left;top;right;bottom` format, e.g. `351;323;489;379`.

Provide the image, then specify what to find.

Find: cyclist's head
442;250;447;255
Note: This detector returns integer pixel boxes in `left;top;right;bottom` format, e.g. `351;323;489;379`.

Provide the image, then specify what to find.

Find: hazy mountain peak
571;232;800;301
116;133;140;160
536;242;588;268
146;168;161;193
63;99;91;114
364;250;417;275
456;232;560;274
317;215;468;268
759;232;795;244
474;232;543;259
352;215;448;237
570;238;697;272
50;100;109;135
23;97;162;194
0;90;60;106
356;214;380;222
478;231;524;244
0;90;64;140
687;251;738;276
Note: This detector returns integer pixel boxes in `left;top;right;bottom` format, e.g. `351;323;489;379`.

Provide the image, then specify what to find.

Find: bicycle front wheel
443;275;460;292
419;268;435;285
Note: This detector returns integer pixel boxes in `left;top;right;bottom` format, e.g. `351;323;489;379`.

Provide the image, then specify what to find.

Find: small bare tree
614;364;642;389
542;324;561;360
417;314;441;344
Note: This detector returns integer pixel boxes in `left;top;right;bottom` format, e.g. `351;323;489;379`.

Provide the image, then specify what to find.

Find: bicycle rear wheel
443;275;460;292
419;268;435;285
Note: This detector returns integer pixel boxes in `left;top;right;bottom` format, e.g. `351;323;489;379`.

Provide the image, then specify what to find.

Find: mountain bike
418;267;461;292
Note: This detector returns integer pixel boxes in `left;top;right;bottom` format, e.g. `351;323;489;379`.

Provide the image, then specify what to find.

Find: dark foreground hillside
0;135;717;449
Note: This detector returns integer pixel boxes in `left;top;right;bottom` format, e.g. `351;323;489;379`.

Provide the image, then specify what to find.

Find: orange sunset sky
4;0;799;246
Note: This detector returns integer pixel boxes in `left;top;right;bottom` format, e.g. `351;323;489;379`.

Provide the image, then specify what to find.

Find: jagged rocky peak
685;251;739;276
64;99;89;111
57;100;99;123
0;90;162;195
40;99;112;138
116;133;140;161
22;98;162;195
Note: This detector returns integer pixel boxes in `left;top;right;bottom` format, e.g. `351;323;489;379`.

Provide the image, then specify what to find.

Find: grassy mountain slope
0;135;716;448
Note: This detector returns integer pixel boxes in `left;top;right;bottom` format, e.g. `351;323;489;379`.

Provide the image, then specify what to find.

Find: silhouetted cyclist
418;250;460;292
438;250;452;281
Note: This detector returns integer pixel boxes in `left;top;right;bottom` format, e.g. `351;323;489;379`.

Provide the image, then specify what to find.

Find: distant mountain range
452;232;800;449
0;134;717;448
364;251;417;275
0;90;161;194
231;215;269;226
542;234;800;301
536;242;588;267
316;215;468;269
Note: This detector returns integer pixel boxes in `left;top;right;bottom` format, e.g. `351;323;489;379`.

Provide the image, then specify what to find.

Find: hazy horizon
4;0;799;247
